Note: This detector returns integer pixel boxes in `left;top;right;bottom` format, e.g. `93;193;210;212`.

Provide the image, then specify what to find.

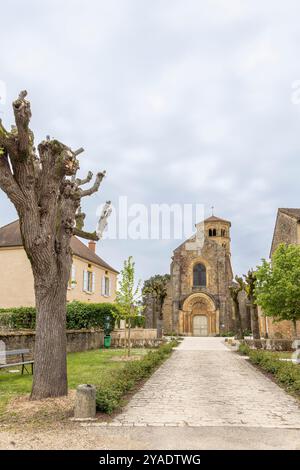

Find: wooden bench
0;348;34;375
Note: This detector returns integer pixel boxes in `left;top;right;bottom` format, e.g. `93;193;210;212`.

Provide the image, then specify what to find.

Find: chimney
88;240;96;253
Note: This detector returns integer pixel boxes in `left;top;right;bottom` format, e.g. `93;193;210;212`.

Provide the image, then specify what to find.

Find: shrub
244;348;300;397
219;331;235;337
238;343;250;356
96;341;177;414
131;315;146;328
243;329;252;337
0;307;36;329
66;301;118;332
0;302;119;331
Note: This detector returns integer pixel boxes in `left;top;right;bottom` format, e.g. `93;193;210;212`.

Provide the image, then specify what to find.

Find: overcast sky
1;0;300;282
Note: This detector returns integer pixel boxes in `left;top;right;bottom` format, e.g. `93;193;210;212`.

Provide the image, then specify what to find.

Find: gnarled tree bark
244;270;260;340
0;91;106;399
229;276;244;340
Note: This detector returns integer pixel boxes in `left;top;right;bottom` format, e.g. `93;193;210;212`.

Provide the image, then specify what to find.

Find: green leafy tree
243;270;260;340
115;256;143;356
229;276;244;339
255;244;300;337
142;274;170;336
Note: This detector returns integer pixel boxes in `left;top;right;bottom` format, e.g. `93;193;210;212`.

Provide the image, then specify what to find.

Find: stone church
163;215;235;336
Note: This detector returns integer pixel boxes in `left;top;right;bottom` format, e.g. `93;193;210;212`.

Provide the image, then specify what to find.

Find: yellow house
0;221;119;308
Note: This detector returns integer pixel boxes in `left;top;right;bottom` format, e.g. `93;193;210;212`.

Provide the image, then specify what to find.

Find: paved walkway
1;337;300;449
111;337;300;428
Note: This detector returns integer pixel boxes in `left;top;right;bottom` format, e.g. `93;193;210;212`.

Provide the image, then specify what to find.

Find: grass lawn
0;348;148;418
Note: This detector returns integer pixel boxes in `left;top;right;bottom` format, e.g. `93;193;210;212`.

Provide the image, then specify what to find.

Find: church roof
0;220;119;273
204;215;231;225
278;208;300;221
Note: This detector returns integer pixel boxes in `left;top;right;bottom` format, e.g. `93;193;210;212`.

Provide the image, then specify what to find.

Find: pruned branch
0;119;16;156
0;150;25;209
80;171;106;197
12;90;32;158
73;147;84;156
75;207;86;230
73;227;99;241
0;119;9;145
76;170;93;186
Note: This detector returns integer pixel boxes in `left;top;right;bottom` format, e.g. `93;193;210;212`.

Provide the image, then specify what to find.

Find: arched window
208;228;213;236
212;228;217;236
221;229;226;237
193;263;206;287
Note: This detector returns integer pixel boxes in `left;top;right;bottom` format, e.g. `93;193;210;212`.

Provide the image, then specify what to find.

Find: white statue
97;201;112;239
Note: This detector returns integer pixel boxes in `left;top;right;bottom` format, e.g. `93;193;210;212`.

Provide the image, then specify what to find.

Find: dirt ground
1;422;300;450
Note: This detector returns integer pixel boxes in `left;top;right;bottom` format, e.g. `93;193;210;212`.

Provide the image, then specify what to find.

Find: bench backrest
0;349;30;358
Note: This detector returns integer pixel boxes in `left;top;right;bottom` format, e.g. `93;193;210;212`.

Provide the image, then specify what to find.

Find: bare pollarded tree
244;270;260;340
0;91;106;399
229;275;244;339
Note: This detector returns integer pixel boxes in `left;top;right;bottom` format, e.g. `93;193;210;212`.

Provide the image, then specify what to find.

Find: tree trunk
31;280;68;399
251;304;260;340
157;300;163;338
292;318;298;338
157;319;163;339
124;323;128;352
128;319;131;357
234;301;244;340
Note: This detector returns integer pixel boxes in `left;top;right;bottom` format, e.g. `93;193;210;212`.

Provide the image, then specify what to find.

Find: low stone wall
0;329;105;355
0;328;158;355
244;338;295;351
111;328;159;348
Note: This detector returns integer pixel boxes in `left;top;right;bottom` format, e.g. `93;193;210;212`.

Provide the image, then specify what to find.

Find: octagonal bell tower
204;215;231;255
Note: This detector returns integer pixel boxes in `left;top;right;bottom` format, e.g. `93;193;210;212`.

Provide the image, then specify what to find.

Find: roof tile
0;220;118;273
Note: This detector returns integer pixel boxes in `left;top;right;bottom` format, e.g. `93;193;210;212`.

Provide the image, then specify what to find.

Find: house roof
278;208;300;221
204;215;231;225
0;220;119;273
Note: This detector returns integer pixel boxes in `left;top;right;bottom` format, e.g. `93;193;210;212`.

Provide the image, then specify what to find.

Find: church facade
163;215;234;336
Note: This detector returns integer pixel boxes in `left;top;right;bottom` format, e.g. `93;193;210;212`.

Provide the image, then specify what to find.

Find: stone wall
244;338;295;351
0;329;105;355
258;313;300;339
111;328;159;347
0;328;158;355
270;211;298;256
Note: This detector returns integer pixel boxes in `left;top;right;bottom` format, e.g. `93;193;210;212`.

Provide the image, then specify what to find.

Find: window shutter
101;276;105;295
83;270;88;291
92;272;95;293
71;265;76;289
108;277;111;297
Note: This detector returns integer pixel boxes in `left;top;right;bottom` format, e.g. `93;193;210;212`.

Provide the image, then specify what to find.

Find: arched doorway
179;292;219;336
193;315;208;336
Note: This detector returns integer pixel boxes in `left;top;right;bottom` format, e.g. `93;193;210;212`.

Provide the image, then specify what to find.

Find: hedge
96;340;178;414
0;301;119;332
239;344;300;396
0;307;36;329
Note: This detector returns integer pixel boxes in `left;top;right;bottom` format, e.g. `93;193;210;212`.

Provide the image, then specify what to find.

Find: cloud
1;0;300;282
